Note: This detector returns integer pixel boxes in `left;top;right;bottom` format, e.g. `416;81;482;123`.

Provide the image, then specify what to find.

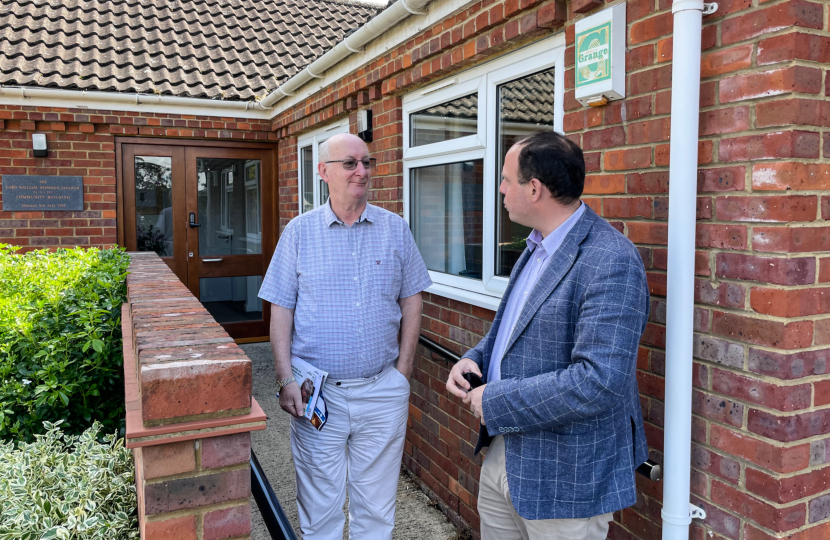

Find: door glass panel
410;160;483;279
495;67;555;276
410;93;478;147
197;158;262;256
301;146;314;213
200;275;263;323
134;156;173;257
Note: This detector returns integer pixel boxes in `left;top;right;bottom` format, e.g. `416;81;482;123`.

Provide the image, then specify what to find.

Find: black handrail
418;333;662;482
251;449;299;540
419;334;461;363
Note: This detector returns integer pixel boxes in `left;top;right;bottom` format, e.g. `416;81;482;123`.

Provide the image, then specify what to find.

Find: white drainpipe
258;0;433;109
662;0;716;538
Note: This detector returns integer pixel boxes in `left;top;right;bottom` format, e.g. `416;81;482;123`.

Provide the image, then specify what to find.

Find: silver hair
318;139;330;164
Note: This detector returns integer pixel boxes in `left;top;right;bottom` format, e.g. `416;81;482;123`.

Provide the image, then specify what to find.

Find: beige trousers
478;436;613;540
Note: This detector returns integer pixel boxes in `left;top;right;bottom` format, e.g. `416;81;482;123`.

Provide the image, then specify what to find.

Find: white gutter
662;0;716;538
0;86;272;120
259;0;432;109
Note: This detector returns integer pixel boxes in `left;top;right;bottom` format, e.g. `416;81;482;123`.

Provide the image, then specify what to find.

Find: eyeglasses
325;158;376;170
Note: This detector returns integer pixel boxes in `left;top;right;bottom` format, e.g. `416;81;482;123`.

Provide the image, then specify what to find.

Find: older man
446;131;649;540
259;133;432;540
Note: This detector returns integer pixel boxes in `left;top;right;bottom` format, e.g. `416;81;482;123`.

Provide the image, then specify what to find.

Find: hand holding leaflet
279;356;329;430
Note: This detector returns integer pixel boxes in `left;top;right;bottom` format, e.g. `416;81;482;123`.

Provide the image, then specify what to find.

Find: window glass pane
495;67;555;276
301;146;314;213
319;178;329;207
200;275;263;323
135;156;173;257
197;158;262;256
410;160;483;279
410;93;478;147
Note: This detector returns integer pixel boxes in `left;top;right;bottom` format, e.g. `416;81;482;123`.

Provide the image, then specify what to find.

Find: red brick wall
0;106;273;251
269;0;830;536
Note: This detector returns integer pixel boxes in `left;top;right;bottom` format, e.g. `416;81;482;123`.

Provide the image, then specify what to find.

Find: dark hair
514;131;585;205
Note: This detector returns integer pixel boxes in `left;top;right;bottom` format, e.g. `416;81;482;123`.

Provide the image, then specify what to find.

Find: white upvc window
403;34;566;310
297;120;350;214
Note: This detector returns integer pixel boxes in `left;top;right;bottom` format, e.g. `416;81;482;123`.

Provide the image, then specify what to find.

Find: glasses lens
341;159;358;170
362;159;375;170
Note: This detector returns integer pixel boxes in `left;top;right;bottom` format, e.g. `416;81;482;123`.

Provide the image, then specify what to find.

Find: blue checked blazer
465;206;650;521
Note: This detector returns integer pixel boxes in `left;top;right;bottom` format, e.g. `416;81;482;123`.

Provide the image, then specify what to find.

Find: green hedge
0;421;138;540
0;246;130;442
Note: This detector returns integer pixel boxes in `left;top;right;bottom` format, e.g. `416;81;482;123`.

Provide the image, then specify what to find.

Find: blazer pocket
548;410;615;435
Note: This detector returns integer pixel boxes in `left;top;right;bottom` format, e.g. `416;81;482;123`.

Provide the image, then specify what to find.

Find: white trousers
479;436;613;540
290;364;411;540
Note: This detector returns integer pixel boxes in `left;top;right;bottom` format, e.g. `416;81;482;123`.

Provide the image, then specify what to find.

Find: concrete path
242;342;459;540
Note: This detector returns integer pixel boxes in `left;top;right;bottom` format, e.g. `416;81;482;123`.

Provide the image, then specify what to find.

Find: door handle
189;212;201;228
201;258;224;262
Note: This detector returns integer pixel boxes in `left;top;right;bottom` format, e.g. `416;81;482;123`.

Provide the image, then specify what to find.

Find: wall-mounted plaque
574;2;626;107
2;175;84;211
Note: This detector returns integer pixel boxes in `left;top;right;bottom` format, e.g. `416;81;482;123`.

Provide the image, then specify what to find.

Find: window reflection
410;93;478;147
411;160;483;279
495;67;556;276
301;146;314;213
135;156;173;257
200;275;263;323
197;158;262;257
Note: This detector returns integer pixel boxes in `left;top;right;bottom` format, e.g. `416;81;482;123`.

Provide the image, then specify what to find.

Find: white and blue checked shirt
259;200;432;379
488;202;585;383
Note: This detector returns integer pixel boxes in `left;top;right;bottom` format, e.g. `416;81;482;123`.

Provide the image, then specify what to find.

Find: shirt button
352;252;356;256
537;258;541;262
356;302;360;307
354;276;358;281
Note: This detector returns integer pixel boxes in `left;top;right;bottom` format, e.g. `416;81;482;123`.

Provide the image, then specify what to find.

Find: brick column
123;253;266;540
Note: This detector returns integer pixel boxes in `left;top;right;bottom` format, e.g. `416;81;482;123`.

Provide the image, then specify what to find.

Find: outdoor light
32;133;47;158
356;109;373;143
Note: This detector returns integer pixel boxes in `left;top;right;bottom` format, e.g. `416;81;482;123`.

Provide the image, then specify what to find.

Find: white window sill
425;283;501;312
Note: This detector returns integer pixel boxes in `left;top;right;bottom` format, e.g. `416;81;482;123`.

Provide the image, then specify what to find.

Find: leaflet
288;356;328;431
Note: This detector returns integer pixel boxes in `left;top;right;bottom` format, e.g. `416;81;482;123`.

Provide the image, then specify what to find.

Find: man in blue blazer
446;131;649;539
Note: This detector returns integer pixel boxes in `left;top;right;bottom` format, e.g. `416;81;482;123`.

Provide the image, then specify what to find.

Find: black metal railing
418;333;662;482
251;450;299;540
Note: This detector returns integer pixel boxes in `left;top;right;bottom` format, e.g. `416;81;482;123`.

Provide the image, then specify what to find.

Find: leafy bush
0;420;138;540
0;246;130;442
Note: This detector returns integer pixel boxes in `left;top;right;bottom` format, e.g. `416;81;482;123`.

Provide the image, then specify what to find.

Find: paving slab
241;342;459;540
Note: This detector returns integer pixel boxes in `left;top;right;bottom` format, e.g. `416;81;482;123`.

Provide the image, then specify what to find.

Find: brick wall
123;253;265;540
0;107;273;251
268;0;830;538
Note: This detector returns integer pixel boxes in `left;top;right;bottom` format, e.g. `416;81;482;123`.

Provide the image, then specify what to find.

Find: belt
326;364;390;388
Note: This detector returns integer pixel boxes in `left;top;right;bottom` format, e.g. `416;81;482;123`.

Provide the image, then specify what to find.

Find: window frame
297;120;350;214
403;34;566;309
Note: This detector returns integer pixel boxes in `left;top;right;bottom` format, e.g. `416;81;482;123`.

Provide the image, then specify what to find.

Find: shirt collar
525;201;585;256
323;199;375;227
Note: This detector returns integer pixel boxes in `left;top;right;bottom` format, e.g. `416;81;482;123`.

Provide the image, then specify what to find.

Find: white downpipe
662;0;706;538
258;0;432;109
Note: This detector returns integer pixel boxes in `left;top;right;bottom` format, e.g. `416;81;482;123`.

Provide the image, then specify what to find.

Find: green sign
576;21;611;88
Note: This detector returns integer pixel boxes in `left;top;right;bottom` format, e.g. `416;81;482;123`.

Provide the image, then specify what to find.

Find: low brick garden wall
122;252;266;540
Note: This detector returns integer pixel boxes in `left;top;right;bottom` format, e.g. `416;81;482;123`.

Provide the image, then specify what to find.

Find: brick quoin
3;0;827;536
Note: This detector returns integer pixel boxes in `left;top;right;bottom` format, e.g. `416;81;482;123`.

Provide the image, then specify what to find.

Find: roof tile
0;0;380;101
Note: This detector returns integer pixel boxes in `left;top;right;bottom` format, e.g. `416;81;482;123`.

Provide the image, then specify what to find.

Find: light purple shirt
487;203;586;383
258;200;432;379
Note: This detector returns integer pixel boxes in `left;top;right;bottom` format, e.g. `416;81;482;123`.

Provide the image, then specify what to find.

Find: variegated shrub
0;421;138;539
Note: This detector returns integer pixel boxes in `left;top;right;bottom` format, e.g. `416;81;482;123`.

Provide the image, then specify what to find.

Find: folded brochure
282;356;328;430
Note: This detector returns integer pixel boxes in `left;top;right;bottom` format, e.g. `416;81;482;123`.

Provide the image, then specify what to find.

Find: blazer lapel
501;207;599;358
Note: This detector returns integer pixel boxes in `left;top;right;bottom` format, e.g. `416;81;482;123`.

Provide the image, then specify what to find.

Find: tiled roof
0;0;380;101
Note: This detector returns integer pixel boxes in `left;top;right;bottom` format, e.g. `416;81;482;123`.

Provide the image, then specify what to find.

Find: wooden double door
117;138;277;340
